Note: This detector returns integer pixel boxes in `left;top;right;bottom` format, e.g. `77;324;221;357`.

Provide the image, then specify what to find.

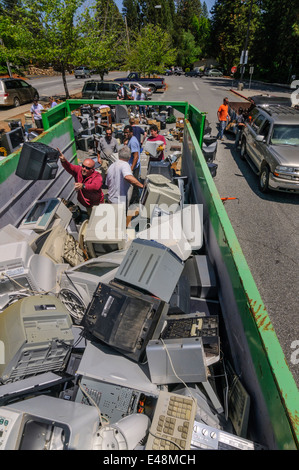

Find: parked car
74;66;91;79
247;94;292;111
185;70;204;78
82;80;131;100
0;78;39;107
174;67;184;76
205;69;223;77
240;105;299;193
121;81;152;97
164;69;173;76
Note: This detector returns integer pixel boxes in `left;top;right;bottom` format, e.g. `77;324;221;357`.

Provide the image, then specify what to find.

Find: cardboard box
176;118;185;129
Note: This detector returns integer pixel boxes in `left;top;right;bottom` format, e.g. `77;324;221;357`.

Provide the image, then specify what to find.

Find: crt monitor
139;174;181;219
0;395;99;450
15;141;59;180
82;204;127;258
1;127;24;155
82;281;168;362
0;295;74;383
0;240;58;311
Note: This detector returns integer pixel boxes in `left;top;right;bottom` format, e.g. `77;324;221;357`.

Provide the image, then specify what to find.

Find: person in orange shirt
216;97;230;140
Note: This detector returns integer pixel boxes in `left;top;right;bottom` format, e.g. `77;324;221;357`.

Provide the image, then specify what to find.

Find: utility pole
239;0;254;85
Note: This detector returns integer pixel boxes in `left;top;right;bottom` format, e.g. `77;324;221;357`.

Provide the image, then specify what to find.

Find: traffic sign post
249;66;254;89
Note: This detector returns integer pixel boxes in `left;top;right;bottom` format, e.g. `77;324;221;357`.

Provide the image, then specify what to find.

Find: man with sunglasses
58;149;104;215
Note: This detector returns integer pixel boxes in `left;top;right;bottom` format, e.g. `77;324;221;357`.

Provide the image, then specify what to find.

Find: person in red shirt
147;124;167;161
58;148;104;216
216;97;230;140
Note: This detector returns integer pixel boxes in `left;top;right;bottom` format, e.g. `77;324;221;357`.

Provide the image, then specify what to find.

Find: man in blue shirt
123;125;141;204
129;117;147;149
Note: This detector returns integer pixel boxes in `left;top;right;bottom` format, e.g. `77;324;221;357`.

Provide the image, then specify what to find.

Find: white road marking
193;82;199;91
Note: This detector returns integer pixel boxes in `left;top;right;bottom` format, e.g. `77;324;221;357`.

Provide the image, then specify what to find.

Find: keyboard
145;391;197;450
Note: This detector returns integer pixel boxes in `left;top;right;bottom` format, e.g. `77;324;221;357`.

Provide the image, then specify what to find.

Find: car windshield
271;124;299;146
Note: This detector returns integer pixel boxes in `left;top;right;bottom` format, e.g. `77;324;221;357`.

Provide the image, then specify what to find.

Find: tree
176;30;201;68
124;24;176;75
77;3;126;79
209;0;260;72
18;0;85;98
251;0;299;82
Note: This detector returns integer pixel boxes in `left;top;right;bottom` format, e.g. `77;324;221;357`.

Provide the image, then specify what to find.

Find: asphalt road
0;72;298;386
162;74;299;386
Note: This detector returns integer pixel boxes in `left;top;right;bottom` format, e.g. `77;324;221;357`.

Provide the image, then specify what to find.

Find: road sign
231;66;237;74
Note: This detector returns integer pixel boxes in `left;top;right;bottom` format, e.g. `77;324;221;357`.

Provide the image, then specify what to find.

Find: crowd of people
58;120;167;214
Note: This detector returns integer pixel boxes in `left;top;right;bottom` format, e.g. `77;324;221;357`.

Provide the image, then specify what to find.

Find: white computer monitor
58;256;123;324
82;204;128;258
0;240;58;311
0;295;74;383
19;198;72;233
139;174;181;220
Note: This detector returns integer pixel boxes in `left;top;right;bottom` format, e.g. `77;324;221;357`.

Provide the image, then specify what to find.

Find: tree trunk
61;64;70;99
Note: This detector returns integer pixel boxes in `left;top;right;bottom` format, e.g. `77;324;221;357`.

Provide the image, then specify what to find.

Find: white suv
240;105;299;193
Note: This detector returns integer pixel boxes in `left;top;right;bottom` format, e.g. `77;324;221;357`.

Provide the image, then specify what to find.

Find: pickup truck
114;72;166;93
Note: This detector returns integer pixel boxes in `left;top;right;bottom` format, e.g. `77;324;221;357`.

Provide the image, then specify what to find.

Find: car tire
259;166;270;193
14;97;21;107
240;139;247;160
149;85;157;93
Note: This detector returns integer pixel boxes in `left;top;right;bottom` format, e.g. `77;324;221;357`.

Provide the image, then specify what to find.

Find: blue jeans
217;120;226;139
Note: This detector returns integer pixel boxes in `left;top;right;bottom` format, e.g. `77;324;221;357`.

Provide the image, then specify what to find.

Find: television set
15;141;59;180
1;127;24;155
82;281;168;362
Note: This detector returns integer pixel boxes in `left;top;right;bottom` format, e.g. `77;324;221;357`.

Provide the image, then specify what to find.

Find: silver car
240;105;299;193
0;78;39;107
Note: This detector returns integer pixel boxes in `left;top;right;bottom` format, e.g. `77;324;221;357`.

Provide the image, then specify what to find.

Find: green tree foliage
251;0;299;82
176;30;201;68
124;24;176;75
209;0;260;73
77;3;126;78
16;0;85;97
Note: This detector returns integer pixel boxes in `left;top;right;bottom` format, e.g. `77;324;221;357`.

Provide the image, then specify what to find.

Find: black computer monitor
82;281;167;362
1;127;24;154
16;142;59;180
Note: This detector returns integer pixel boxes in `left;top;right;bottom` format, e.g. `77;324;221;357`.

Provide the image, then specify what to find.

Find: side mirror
256;135;265;142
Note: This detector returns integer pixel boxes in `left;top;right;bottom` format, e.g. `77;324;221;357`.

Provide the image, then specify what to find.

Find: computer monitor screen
1;127;24;154
19;198;72;232
82;281;167;362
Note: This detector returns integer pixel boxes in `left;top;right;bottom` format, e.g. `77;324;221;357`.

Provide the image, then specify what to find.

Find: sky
114;1;215;16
